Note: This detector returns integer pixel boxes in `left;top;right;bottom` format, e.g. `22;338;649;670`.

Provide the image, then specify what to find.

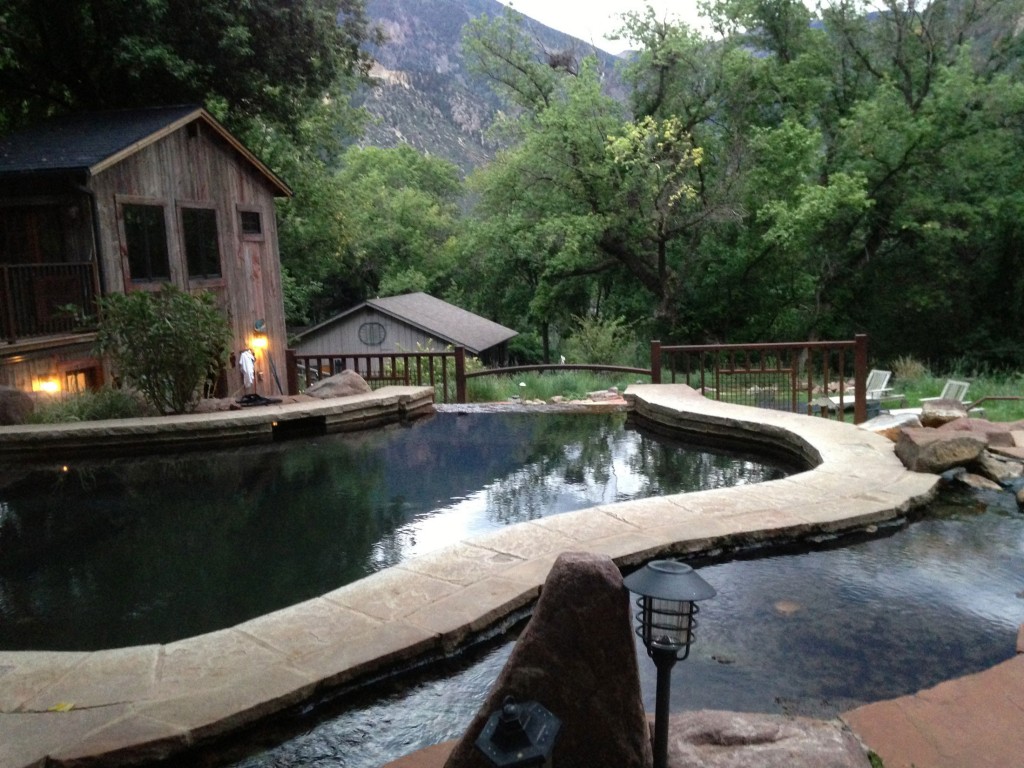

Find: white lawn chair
919;379;984;416
826;369;904;410
920;379;970;404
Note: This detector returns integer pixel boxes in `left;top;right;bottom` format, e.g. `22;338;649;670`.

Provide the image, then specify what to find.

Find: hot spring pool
0;410;792;650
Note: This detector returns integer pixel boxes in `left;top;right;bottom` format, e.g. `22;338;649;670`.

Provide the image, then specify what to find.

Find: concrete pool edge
0;384;942;767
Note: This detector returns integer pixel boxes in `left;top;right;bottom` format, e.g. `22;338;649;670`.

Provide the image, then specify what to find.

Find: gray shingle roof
297;292;518;354
0;105;290;195
0;105;200;175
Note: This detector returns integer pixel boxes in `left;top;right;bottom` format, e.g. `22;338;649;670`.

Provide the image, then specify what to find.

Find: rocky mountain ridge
359;0;626;174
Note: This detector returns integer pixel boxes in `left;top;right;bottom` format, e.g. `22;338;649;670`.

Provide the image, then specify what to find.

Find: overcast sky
495;1;704;54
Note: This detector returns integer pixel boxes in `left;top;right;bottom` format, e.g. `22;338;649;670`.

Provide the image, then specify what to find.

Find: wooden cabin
293;292;518;365
0;106;291;396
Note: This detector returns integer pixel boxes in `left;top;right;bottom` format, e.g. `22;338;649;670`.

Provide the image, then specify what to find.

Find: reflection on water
229;491;1023;768
0;412;788;650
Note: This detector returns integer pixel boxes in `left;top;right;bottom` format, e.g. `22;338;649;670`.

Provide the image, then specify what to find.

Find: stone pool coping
0;386;436;459
0;384;941;767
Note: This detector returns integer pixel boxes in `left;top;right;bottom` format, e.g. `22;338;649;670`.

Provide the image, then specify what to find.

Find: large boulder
443;551;652;768
895;428;987;473
305;370;372;399
919;399;968;427
0;386;34;425
936;417;1016;446
970;450;1024;485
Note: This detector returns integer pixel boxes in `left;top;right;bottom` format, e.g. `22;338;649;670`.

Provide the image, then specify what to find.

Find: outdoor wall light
623;560;716;768
32;375;61;394
475;695;561;767
251;333;268;349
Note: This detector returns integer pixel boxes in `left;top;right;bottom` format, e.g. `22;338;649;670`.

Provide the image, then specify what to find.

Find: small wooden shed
0;105;291;396
292;292;518;365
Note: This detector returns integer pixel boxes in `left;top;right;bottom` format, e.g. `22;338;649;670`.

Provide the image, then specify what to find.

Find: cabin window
358;321;387;346
182;207;221;278
123;203;170;281
239;209;263;238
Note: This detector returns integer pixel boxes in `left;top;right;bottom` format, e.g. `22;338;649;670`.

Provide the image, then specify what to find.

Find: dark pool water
222;489;1024;768
0;411;790;650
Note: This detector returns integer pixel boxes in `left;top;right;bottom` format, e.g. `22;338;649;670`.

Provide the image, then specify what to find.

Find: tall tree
0;0;376;133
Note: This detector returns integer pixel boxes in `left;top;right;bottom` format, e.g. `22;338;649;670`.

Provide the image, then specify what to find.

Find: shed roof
0;105;291;196
296;292;518;355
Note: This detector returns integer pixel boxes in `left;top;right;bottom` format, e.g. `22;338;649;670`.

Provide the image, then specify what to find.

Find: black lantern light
623;560;716;768
475;695;561;767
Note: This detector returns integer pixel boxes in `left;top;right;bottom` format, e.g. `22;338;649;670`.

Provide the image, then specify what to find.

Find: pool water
0;411;790;650
225;489;1024;768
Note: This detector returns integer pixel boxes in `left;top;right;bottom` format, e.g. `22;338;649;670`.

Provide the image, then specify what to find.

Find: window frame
237;205;265;242
178;202;224;284
116;196;173;287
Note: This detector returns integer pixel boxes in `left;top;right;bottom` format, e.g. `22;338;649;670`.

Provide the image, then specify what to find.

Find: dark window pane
123;204;169;281
239;210;262;236
182;208;221;278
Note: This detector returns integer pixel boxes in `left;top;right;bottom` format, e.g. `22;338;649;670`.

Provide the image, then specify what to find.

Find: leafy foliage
562;315;639;367
96;287;231;415
27;387;155;423
460;0;1024;369
0;0;377;132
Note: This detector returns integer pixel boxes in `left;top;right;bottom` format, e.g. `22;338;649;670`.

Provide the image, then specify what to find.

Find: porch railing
1;262;99;343
287;334;871;422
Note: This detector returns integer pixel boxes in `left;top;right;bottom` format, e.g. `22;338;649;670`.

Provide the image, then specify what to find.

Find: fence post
455;346;467;404
285;349;299;396
650;340;662;384
853;333;868;424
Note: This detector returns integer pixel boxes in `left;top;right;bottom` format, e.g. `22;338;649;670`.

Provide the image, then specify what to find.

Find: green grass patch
466;370;648;403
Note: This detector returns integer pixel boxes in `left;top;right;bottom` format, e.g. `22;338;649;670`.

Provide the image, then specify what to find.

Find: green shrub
97;286;231;415
562;315;638;366
891;355;929;383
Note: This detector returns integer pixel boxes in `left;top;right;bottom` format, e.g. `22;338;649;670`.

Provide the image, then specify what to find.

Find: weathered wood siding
294;307;448;357
88;122;287;395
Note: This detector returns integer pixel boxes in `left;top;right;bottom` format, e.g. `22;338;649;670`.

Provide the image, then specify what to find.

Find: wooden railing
287;349;465;403
1;262;99;343
288;334;872;422
651;335;869;423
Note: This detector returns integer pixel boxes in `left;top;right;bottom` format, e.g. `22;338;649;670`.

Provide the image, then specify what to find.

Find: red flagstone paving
842;627;1024;768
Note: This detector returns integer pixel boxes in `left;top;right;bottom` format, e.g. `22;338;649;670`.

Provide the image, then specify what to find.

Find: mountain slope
359;0;625;174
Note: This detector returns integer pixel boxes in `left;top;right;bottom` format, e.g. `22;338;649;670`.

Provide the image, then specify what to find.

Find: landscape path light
475;695;561;767
623;559;716;768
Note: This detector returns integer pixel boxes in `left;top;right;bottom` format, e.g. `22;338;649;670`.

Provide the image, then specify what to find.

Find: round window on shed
359;321;387;346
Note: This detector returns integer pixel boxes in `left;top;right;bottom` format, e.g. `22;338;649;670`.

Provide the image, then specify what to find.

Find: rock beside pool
305;369;372;398
443;551;651;768
0;385;33;425
895;428;987;473
665;710;871;768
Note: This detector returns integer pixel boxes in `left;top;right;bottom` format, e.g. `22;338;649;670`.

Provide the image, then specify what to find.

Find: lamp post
475;695;561;767
623;560;716;768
